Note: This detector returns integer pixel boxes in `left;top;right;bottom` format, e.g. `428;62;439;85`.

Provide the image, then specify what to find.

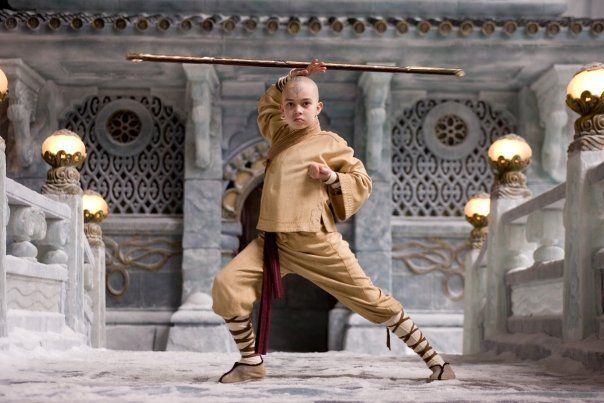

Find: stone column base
166;292;236;352
341;312;463;356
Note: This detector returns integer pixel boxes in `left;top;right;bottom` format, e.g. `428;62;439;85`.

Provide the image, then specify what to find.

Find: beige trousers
212;225;403;324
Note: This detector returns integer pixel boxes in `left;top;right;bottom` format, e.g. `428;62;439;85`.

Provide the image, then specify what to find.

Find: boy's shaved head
283;76;320;101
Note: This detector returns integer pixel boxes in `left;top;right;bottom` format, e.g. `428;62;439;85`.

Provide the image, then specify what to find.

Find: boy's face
280;80;323;130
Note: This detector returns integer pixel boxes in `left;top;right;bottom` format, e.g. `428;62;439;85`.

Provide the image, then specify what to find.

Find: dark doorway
240;183;337;352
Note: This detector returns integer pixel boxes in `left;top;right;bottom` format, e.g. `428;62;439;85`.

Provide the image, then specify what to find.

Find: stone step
2;309;87;352
8;309;65;333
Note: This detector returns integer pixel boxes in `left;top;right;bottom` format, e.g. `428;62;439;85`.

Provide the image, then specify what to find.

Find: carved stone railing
0;139;105;349
2;176;74;338
474;150;604;369
501;183;565;338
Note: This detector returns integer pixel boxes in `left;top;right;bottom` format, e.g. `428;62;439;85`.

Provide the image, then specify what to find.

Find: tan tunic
256;85;372;232
212;83;403;326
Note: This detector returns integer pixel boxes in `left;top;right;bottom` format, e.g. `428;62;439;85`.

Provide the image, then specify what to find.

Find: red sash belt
255;231;284;354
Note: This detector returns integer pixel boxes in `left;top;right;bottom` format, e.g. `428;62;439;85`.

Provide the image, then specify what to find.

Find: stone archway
222;140;337;352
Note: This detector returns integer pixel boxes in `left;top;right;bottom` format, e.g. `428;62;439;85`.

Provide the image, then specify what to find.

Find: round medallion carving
95;98;153;157
107;110;142;144
422;101;481;160
435;114;468;146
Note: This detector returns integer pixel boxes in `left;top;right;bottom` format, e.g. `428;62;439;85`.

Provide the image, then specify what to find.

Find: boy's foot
218;360;266;383
427;362;456;382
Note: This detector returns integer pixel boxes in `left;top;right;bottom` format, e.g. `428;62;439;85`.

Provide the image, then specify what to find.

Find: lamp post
83;189;109;247
566;62;604;152
487;134;532;198
464;193;490;249
41;129;86;195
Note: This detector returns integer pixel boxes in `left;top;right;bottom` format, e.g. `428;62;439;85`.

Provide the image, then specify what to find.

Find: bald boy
211;60;456;383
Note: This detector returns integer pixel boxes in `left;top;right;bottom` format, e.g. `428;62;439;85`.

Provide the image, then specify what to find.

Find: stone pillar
41;187;85;335
355;71;394;291
530;65;581;183
0;59;45;169
167;65;233;351
0;137;6;338
338;71;394;353
462;247;484;354
484;196;531;339
84;222;106;348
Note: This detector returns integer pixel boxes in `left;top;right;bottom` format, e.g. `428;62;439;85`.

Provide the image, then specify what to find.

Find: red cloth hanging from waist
255;231;284;355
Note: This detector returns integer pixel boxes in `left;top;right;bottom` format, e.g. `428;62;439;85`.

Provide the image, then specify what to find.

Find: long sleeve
257;84;288;143
324;136;373;222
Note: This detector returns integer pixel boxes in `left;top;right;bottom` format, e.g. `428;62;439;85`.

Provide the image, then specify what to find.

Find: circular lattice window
107;110;142;144
95;99;153;156
422;102;480;160
435;114;468;146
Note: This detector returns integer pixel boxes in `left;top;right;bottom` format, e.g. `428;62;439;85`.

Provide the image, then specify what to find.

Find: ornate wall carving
104;235;181;297
391;99;516;217
392;237;469;301
60;94;185;214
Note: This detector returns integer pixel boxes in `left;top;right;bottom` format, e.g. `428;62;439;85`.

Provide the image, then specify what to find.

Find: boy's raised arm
257;59;326;143
257;83;287;143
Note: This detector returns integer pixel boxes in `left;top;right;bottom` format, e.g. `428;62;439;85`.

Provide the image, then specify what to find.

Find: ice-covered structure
0;0;602;362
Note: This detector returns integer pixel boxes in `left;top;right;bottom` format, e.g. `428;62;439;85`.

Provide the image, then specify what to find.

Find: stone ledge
2;9;601;41
102;215;183;235
347;311;464;327
506;260;563;286
485;332;604;371
6;0;569;18
501;183;565;225
6;255;68;282
7;309;65;333
507;315;562;338
6;178;71;220
106;309;174;325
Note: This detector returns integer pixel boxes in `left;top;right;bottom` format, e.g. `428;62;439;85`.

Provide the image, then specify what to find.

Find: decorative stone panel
422;102;481;160
392;99;515;217
61;95;185;215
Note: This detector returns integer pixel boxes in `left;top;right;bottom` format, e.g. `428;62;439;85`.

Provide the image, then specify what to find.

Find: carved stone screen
61;95;185;215
61;95;185;319
391;99;515;217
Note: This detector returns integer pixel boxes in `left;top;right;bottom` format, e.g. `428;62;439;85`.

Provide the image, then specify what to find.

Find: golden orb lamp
566;63;604;152
0;67;7;103
83;189;109;223
487;134;532;198
41;129;87;195
83;189;108;248
464;193;490;249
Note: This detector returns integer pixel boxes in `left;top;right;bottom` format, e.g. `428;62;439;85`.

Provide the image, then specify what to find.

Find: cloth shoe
218;359;266;383
427;362;456;382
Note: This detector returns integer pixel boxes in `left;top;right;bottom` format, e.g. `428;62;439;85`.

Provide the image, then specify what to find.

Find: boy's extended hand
290;59;327;78
308;163;333;181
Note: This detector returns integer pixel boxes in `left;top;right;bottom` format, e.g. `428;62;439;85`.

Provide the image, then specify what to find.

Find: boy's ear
316;101;324;115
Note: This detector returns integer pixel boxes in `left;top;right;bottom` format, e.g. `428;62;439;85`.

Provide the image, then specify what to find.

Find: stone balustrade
0;139;106;349
500;184;565;338
469;144;604;370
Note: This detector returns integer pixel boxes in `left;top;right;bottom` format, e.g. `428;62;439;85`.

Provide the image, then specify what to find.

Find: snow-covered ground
1;347;603;402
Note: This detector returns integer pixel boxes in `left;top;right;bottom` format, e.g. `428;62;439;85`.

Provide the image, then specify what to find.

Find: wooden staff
126;53;465;77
